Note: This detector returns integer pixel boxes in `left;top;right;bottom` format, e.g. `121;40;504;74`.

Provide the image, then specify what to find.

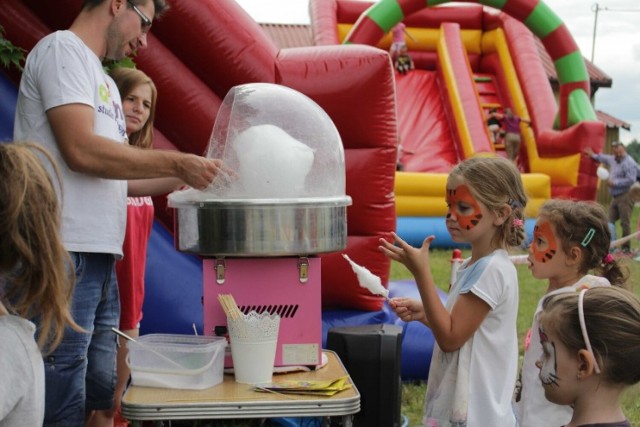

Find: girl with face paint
514;199;629;427
537;287;640;427
379;157;527;426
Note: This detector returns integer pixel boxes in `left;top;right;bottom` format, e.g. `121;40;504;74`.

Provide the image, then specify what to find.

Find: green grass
398;208;640;426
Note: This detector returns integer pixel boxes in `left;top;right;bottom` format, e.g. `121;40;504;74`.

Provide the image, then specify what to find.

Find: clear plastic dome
171;83;347;202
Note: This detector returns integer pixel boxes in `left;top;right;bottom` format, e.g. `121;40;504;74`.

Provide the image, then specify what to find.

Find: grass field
399;207;640;426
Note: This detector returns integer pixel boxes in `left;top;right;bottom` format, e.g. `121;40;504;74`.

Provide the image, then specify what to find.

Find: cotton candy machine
168;83;351;368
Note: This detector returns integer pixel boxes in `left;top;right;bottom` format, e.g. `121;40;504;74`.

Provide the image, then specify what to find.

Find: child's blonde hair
537;199;628;287
450;156;528;249
0;142;81;353
539;287;640;386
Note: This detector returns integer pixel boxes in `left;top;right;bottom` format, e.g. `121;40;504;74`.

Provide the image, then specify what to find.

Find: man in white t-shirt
13;1;228;425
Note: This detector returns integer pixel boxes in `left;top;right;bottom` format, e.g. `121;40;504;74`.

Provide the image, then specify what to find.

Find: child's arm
403;28;416;42
380;232;491;352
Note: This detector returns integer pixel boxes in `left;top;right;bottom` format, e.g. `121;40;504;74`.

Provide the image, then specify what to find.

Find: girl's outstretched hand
378;232;435;275
389;297;428;326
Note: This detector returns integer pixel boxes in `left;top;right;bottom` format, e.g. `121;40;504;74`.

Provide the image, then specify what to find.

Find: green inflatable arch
344;0;597;129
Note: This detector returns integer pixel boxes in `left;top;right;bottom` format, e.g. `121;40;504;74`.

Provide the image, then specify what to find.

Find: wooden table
122;350;360;426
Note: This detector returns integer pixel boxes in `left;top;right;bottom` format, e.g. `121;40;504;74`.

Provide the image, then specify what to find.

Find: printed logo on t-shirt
96;79;127;140
127;197;153;207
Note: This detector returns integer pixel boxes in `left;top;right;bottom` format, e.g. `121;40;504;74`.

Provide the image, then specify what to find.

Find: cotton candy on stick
342;254;389;299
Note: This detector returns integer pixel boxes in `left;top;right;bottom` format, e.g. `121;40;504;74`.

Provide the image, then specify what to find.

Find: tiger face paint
446;184;483;231
537;327;559;389
531;220;557;263
535;324;579;406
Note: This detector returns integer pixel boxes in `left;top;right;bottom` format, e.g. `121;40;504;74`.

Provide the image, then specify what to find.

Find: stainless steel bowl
171;196;352;257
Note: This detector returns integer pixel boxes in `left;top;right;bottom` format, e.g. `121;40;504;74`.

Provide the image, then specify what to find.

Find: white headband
578;289;601;374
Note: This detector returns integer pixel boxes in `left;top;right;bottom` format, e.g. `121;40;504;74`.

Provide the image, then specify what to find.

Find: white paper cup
227;311;280;384
230;338;278;384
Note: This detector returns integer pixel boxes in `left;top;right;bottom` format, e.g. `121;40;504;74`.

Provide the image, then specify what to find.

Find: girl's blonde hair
538;199;628;287
539;287;640;386
109;67;157;149
450;156;528;249
0;142;81;353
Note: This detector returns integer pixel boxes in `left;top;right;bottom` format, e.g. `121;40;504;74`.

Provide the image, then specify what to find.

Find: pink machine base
203;257;322;368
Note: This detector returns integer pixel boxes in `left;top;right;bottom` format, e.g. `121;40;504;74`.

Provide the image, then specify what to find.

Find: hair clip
508;198;522;210
512;218;524;229
581;228;595;247
602;253;614;264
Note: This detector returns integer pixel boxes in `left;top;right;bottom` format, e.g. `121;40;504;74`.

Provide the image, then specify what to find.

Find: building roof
261;23;313;48
596;110;631;130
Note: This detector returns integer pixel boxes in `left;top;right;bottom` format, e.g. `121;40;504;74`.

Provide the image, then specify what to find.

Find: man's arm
583;147;612;166
47;103;225;189
128;177;183;197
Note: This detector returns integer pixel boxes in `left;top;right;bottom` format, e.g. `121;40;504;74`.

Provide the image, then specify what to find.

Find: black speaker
326;324;403;427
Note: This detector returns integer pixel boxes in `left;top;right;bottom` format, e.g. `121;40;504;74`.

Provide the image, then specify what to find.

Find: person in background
632;181;640;261
394;45;415;75
585;141;638;255
502;107;530;164
13;1;229;424
389;21;416;62
537;287;640;427
380;157;527;426
486;107;502;144
100;67;183;426
514;199;628;427
0;142;81;426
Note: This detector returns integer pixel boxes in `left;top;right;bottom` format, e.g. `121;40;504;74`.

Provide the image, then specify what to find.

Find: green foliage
625;139;640;163
103;56;137;74
0;25;26;71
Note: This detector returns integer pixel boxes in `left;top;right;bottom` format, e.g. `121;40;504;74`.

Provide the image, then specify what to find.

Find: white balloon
596;166;610;181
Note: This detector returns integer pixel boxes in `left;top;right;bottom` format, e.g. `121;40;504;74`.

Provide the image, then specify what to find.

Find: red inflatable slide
310;0;606;201
0;0;398;311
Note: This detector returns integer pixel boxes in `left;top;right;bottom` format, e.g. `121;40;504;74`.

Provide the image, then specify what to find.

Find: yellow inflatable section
395;171;550;218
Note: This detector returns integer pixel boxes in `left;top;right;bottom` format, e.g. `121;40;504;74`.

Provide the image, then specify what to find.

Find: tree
0;25;25;71
625;139;639;163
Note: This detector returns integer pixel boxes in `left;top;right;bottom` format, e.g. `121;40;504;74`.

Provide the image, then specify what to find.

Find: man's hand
176;155;233;190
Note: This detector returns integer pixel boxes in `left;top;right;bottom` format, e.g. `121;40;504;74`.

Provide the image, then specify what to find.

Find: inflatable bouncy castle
309;0;605;246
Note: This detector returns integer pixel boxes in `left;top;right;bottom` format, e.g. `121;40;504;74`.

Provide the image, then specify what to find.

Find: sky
235;0;640;144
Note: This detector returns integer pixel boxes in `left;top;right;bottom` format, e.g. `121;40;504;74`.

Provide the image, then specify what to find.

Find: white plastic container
127;334;226;390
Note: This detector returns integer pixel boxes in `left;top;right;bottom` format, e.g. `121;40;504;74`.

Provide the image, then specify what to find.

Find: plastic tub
127;334;226;390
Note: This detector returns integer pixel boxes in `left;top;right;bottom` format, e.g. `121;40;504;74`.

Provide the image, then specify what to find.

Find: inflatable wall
0;0;398;321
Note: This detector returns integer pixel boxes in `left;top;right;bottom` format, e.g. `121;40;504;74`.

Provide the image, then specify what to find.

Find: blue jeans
43;252;120;426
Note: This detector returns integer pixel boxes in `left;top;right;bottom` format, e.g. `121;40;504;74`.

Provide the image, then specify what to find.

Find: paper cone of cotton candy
342;254;389;299
233;124;315;198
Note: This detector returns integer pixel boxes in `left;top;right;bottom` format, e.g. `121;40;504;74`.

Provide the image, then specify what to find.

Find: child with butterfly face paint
514;199;629;427
379;157;528;426
536;287;640;427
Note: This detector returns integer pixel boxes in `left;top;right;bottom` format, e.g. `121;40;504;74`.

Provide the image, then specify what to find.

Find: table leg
341;414;354;426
